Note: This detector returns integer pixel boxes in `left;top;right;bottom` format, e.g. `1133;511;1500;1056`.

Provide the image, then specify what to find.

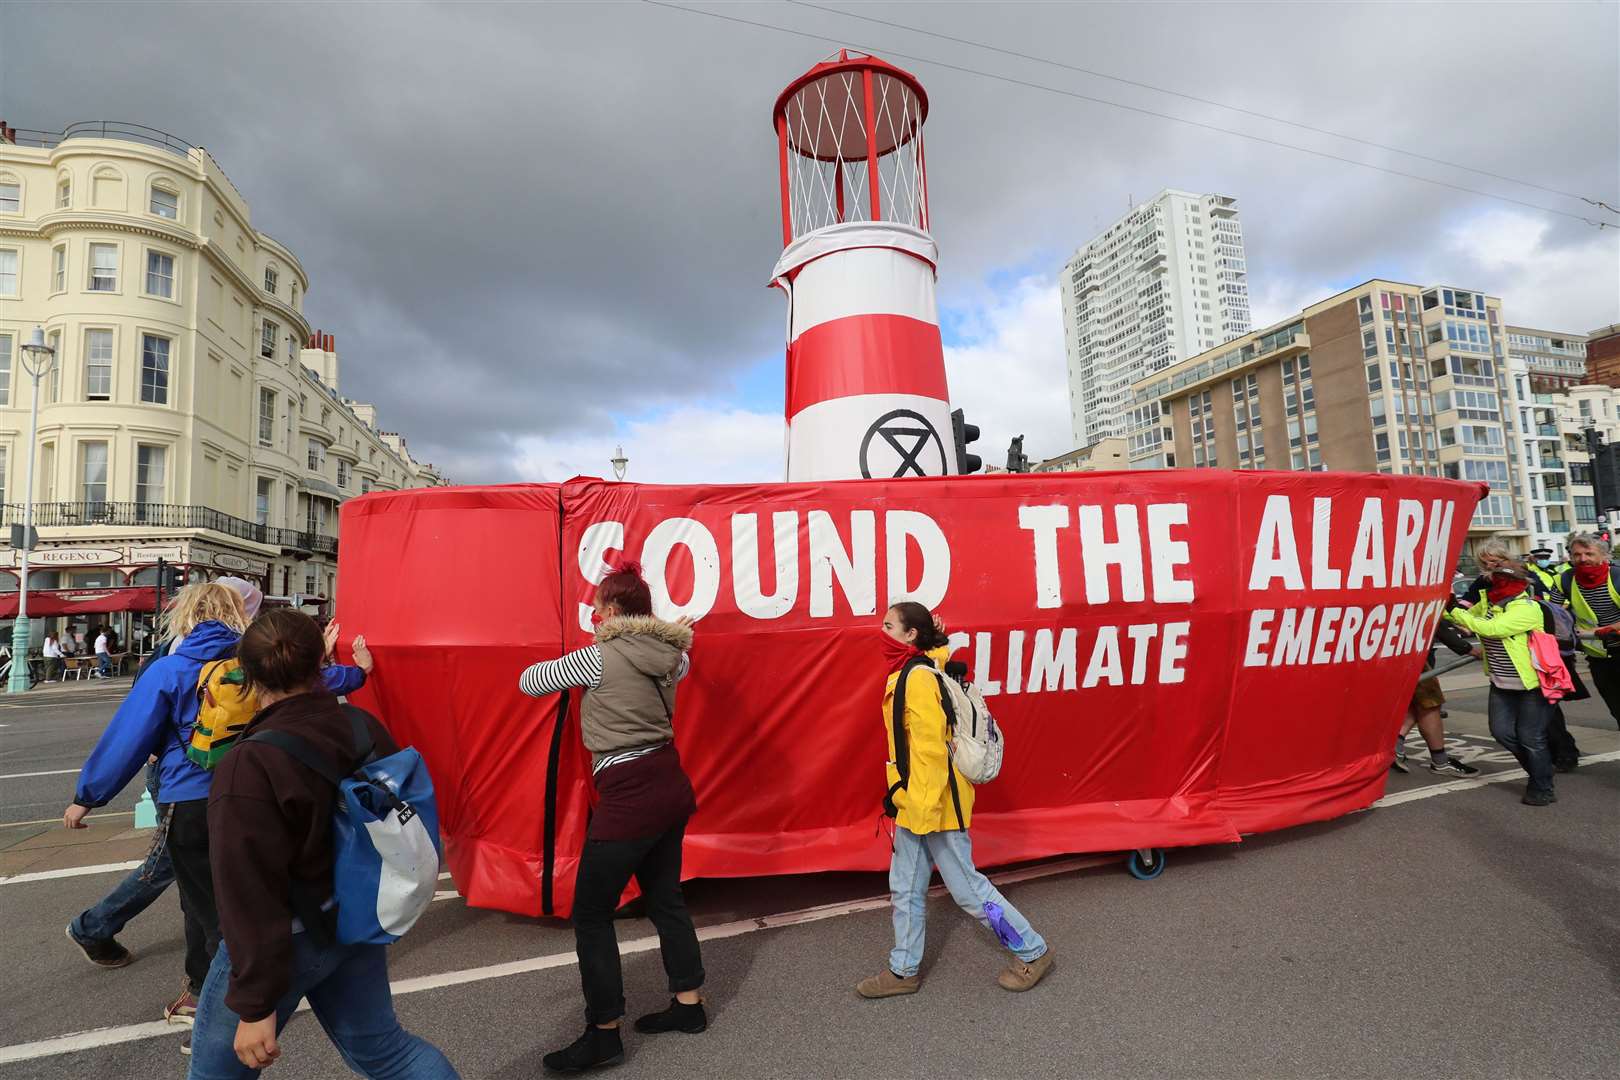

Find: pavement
1;672;1617;1078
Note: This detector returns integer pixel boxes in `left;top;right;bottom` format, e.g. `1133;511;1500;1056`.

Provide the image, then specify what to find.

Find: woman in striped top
1444;564;1559;806
518;562;704;1074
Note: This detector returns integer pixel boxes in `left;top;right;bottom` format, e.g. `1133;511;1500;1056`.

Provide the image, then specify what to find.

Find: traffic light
950;408;982;474
1588;427;1620;513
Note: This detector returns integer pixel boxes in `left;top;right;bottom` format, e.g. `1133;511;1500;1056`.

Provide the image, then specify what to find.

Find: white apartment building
1061;189;1252;456
1502;327;1598;554
0;121;444;648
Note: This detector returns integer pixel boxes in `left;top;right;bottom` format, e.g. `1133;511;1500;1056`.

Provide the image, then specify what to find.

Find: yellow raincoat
882;646;974;834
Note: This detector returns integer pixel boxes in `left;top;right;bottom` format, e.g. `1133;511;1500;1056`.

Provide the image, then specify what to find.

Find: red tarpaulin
0;586;161;619
336;472;1484;917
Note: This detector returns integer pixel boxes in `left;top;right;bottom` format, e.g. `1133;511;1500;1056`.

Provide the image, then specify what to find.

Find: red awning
0;587;162;619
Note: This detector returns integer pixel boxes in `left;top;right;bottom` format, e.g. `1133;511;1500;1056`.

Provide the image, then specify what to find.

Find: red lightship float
336;55;1485;916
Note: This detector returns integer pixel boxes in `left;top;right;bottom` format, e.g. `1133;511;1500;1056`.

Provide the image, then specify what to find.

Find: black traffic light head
950;408;982;474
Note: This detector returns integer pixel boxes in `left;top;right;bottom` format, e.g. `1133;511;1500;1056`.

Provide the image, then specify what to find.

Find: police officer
1526;547;1560;597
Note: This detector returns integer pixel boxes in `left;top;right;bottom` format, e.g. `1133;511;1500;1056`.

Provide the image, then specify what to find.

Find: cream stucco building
0;121;443;649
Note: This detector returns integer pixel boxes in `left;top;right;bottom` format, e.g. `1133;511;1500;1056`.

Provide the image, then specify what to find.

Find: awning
0;587;162;619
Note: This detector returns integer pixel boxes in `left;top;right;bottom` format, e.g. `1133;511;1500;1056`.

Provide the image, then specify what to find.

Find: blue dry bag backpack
247;705;442;945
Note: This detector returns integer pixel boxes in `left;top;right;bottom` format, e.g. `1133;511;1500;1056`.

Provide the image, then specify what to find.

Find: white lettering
1311;606;1344;665
1146;503;1195;603
974;632;1002;696
1082;626;1124;687
641;517;721;621
1028;628;1078;692
1272;607;1317;666
1249;495;1304;591
1311;497;1342;589
1006;630;1026;694
1018;505;1070;609
1159;622;1190;684
808;510;876;618
1078;505;1145;604
1244;609;1276;667
1359;605;1389;661
1346;500;1388;589
1333;607;1365;663
576;520;625;632
1419;499;1456;585
1126;623;1158;683
731;512;799;620
1379;604;1407;658
885;510;950;610
1391;501;1424;588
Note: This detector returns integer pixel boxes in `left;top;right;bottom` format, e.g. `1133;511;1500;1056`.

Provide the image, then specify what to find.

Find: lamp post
610;444;628;481
8;327;57;693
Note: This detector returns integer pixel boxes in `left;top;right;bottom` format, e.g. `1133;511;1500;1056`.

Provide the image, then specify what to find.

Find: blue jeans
1488;686;1555;796
70;764;173;943
888;826;1047;978
97;653;111;676
189;938;458;1080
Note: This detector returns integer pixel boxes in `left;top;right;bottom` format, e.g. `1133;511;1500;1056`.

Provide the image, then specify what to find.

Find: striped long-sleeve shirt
519;647;691;773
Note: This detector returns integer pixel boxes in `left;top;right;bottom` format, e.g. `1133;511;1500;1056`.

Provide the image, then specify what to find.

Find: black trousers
1587;655;1620;728
166;798;221;994
572;823;704;1025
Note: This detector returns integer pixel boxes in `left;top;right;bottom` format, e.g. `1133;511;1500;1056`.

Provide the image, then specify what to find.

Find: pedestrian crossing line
0;860;142;886
1372;750;1620;808
0;767;82;780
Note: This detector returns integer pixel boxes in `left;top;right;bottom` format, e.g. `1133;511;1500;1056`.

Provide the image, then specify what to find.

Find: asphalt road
0;681;139;827
2;679;1617;1079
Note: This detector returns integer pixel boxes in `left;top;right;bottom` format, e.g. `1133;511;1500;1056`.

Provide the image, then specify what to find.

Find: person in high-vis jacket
1559;531;1620;727
1527;547;1560;596
1445;566;1559;806
857;602;1053;1000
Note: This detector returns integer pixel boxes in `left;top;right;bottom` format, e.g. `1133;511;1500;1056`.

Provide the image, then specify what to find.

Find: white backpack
929;663;1004;785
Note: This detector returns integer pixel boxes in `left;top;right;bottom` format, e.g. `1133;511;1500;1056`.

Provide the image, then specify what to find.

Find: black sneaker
1429;758;1480;777
634;998;707;1035
65;925;133;968
543;1026;624;1074
1521;789;1557;807
180;1030;191;1056
1390;754;1410;774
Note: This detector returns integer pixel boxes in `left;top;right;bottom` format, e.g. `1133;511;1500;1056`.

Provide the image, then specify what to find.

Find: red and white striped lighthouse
771;51;952;481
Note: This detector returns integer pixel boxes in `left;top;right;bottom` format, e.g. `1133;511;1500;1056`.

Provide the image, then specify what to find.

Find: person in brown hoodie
187;609;459;1079
518;560;703;1074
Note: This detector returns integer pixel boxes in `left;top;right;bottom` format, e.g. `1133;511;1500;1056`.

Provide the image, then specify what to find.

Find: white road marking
1371;749;1620;807
0;860;142;886
0;810;133;830
0;768;81;780
0;1021;178;1064
2;756;1616;1065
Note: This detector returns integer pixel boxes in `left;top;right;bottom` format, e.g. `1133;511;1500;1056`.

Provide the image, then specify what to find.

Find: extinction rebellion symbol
859;409;949;479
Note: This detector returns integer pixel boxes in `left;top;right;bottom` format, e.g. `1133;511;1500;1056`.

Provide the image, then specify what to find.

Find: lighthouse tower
772;51;952;481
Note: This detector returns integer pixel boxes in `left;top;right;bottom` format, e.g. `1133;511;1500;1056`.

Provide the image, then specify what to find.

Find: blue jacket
74;621;369;807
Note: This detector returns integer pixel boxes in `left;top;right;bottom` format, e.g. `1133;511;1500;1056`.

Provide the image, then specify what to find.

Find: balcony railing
0;502;337;557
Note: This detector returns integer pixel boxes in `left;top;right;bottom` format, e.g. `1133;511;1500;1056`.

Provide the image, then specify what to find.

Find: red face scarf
1575;562;1609;589
1487;573;1529;604
880;632;924;673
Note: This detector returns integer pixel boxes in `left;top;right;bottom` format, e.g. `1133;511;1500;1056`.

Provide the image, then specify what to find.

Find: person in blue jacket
62;582;373;1048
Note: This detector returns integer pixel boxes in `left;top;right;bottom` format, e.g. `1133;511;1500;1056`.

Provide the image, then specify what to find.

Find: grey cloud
5;1;1614;479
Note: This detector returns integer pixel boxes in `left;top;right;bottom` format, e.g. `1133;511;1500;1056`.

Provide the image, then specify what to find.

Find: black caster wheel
1126;848;1166;880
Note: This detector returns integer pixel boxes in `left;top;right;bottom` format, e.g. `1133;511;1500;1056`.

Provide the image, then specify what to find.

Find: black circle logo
859;409;949;479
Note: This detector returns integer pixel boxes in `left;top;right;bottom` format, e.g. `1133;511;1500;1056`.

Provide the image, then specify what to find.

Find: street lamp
610;444;628;481
8;327;57;693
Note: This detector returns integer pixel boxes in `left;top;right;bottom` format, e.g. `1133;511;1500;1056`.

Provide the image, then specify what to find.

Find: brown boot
856;968;921;998
997;950;1054;992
